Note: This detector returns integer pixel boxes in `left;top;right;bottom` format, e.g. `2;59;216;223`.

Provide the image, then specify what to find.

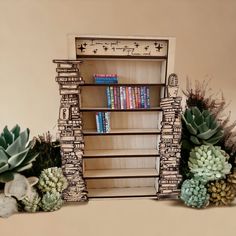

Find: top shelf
80;83;166;87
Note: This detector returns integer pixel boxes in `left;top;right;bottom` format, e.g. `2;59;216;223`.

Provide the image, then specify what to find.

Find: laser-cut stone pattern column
53;60;88;202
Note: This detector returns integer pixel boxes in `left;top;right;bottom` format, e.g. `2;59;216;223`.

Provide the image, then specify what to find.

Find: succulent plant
180;178;209;208
21;189;41;213
40;192;63;212
182;107;224;148
188;145;231;181
0;194;18;218
0;125;39;183
38;167;68;193
23;132;62;178
207;179;235;206
226;172;236;191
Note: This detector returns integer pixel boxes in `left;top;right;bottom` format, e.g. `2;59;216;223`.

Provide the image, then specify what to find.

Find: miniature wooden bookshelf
54;36;180;201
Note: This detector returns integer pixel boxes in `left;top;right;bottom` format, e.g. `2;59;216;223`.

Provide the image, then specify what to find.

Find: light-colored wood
84;149;159;157
84;157;157;170
83;128;161;135
86;178;156;188
65;35;176;198
88;187;157;198
84;168;159;178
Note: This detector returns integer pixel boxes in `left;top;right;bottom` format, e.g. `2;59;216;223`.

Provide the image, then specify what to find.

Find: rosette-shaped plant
207;179;235;206
0;125;38;182
21;189;41;213
180;178;209;208
38;167;68;193
182;107;224;148
40;192;63;212
188;145;231;181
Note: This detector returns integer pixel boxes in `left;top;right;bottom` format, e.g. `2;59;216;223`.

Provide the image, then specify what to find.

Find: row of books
94;74;118;84
106;86;150;109
95;112;111;133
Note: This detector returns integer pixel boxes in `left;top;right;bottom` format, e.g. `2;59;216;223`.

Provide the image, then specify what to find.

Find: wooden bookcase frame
54;35;182;201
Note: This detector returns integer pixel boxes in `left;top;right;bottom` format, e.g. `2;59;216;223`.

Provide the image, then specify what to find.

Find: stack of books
94;74;118;84
106;86;150;109
95;112;111;133
94;74;116;133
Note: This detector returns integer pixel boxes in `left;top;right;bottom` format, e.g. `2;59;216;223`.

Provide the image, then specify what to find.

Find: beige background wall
0;0;236;137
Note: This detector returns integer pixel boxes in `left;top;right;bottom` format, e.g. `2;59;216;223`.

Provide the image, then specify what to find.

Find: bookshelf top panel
75;37;168;59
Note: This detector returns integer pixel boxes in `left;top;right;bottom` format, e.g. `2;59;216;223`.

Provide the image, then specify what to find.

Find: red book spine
137;87;141;108
126;87;130;109
134;87;139;108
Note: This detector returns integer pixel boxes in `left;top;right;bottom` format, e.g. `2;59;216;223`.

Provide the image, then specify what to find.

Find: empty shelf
83;149;159;158
88;187;157;198
84;168;159;179
83;128;161;136
80;107;162;112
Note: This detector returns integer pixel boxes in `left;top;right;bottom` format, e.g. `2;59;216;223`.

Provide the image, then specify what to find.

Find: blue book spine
143;86;147;108
141;87;145;108
102;113;106;133
98;112;103;133
146;87;150;108
122;86;127;109
95;113;100;133
106;86;111;108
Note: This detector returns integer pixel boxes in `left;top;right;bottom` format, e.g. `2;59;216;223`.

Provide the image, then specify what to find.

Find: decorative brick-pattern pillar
158;74;182;199
53;59;88;202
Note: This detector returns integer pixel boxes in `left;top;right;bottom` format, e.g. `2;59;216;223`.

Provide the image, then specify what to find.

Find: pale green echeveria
182;107;224;147
21;189;41;213
188;145;231;182
0;125;38;183
180;178;209;208
38;167;68;193
40;192;63;212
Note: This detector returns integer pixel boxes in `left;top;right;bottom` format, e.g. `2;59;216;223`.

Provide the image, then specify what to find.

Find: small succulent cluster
181;80;236;209
188;145;231;181
38;167;68;193
207;179;235;206
180;179;209;208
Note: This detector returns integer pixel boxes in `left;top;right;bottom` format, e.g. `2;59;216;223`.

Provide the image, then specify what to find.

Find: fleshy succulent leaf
0;163;9;174
0;148;9;163
197;127;220;140
0;136;7;149
10;125;20;140
190;136;201;145
3;126;14;145
6;129;30;156
8;149;29;170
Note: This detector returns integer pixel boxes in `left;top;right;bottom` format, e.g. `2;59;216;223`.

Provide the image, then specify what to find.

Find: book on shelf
94;74;118;84
95;112;111;133
106;85;151;109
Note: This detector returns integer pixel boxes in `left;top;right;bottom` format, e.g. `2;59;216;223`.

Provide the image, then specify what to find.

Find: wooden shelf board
80;107;162;112
80;83;166;87
83;149;159;158
84;168;159;179
88;187;157;198
83;128;161;136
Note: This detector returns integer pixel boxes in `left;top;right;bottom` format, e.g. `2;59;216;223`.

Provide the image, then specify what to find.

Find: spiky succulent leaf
180;178;209;208
10;125;20;140
3;127;14;146
188;145;232;181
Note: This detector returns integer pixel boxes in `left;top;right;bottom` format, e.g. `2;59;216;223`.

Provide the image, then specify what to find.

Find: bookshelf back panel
80;59;165;84
84;157;156;170
84;135;158;150
82;112;161;129
80;86;161;108
86;177;156;189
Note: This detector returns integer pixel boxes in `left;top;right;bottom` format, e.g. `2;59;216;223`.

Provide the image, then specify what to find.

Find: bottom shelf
88;187;157;198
